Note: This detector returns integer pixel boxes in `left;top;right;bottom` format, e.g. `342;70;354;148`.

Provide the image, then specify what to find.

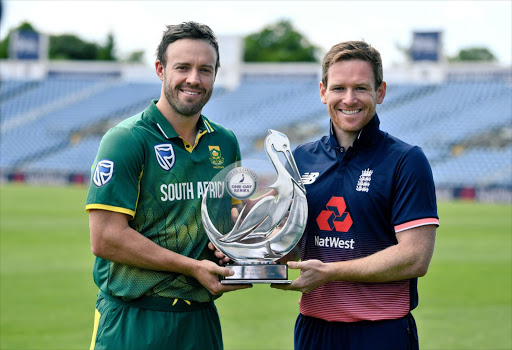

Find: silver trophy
201;129;308;284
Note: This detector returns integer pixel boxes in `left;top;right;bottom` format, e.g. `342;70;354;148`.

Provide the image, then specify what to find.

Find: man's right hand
193;259;252;295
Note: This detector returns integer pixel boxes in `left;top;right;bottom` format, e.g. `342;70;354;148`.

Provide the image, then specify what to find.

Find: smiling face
320;59;386;142
156;38;217;119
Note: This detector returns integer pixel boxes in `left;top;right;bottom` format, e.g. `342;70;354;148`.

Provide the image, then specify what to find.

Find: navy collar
328;114;382;150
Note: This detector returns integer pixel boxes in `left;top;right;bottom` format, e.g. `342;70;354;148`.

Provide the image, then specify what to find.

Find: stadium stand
1;63;511;201
1;76;109;125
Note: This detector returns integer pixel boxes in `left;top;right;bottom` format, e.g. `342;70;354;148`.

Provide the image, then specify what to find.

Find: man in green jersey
86;22;250;350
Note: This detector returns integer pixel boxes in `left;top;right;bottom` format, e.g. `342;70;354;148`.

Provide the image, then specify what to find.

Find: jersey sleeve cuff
85;204;136;218
394;218;439;233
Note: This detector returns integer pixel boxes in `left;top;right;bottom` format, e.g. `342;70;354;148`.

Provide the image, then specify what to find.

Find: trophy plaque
201;129;307;284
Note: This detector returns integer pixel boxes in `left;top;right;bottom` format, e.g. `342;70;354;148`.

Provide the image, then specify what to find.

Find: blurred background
1;0;511;202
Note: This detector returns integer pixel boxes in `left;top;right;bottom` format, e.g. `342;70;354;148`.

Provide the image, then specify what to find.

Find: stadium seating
1;76;110;125
431;145;512;187
1;73;511;192
23;135;102;174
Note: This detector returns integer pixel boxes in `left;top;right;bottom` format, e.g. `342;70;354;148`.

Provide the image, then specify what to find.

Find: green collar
145;100;215;140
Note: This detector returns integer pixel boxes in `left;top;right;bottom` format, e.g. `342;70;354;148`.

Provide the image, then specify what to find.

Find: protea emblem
209;145;224;168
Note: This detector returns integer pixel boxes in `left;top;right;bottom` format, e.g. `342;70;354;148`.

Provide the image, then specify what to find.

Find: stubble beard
164;86;212;118
163;73;213;118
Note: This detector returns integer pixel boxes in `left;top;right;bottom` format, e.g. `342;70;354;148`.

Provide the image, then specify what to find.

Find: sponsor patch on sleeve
93;160;114;187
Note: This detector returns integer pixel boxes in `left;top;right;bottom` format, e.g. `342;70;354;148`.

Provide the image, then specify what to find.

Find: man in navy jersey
272;41;439;350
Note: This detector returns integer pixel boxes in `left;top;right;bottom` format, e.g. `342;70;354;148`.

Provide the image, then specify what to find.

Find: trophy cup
201;129;307;284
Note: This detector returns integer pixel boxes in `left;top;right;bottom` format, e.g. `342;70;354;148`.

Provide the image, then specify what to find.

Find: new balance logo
301;172;319;185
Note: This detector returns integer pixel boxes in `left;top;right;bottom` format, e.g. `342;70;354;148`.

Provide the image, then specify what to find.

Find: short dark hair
322;41;383;90
156;21;220;73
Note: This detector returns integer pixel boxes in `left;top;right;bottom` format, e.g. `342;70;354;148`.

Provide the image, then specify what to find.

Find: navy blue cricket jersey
293;114;439;322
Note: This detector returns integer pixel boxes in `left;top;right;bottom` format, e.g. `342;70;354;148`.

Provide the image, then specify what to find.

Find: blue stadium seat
1;75;510;189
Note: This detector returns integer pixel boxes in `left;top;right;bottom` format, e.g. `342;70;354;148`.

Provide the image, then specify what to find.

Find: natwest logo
316;196;353;232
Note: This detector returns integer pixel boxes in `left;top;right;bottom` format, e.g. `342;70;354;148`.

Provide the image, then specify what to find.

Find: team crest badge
93;160;114;187
208;146;224;168
154;144;175;171
356;168;373;192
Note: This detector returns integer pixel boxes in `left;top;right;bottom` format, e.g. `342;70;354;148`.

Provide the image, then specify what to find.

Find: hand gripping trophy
201;130;308;284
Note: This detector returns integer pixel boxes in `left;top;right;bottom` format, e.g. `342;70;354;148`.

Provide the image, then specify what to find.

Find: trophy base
221;264;291;284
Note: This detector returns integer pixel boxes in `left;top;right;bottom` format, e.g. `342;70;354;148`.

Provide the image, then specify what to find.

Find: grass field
0;184;511;350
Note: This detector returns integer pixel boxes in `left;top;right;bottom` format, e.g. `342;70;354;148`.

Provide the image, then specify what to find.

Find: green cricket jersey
86;100;240;303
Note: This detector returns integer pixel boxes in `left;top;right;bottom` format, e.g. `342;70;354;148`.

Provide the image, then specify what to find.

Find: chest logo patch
208;145;225;168
316;196;353;232
154;144;175;171
301;172;319;185
356;168;373;192
93;160;114;187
